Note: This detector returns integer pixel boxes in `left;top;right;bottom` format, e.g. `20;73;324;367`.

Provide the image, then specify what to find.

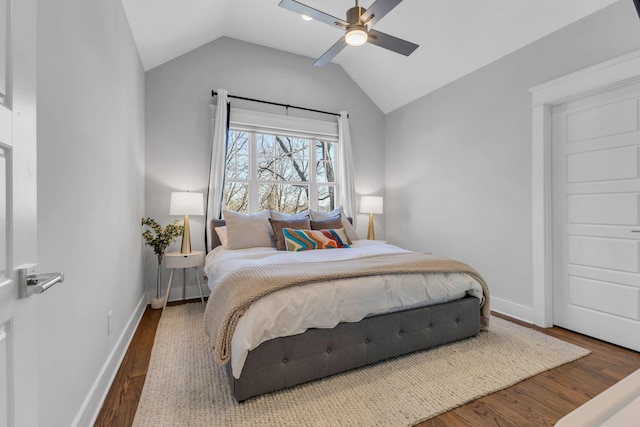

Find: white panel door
0;0;39;426
552;80;640;351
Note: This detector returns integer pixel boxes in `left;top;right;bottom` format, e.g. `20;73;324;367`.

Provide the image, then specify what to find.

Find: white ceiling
121;0;620;113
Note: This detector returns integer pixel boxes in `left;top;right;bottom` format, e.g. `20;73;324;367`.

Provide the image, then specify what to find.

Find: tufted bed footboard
227;295;481;401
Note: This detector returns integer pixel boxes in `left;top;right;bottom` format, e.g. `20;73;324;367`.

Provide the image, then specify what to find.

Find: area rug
132;303;589;427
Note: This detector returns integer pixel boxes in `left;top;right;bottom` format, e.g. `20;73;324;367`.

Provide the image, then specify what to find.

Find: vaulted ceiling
121;0;620;113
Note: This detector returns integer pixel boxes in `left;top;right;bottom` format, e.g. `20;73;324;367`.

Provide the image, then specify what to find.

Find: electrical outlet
107;310;113;336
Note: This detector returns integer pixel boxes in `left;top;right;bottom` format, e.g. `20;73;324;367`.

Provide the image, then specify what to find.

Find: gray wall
384;0;640;320
37;0;145;425
144;37;386;298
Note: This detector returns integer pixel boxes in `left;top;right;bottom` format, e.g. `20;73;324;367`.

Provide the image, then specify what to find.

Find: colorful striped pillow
282;228;350;251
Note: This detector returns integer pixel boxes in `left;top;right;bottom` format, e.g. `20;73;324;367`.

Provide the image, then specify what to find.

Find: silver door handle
632;230;640;232
18;264;64;298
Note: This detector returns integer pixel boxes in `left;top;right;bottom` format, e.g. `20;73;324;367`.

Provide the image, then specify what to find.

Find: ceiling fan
278;0;419;66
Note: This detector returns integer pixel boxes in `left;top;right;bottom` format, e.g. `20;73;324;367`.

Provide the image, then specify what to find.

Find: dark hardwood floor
94;303;640;426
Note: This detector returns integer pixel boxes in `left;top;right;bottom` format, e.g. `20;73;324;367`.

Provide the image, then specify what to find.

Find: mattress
204;240;484;378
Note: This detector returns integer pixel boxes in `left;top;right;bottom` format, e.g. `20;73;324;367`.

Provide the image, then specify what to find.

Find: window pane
317;185;336;212
259;183;308;213
317;161;326;182
286;137;308;160
223;181;249;213
315;141;335;183
257;133;275;156
226;131;249;180
315;140;334;161
229;131;249;155
257;134;276;180
257;134;309;182
289;157;310;182
316;161;336;183
226;154;249;180
256;157;275;180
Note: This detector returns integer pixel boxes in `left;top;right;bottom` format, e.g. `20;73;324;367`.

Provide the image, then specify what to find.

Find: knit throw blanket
204;252;491;365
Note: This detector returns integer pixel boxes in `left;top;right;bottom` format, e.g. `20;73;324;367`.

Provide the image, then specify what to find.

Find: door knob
18;264;64;298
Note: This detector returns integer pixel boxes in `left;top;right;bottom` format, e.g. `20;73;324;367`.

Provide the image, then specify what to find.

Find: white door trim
529;49;640;327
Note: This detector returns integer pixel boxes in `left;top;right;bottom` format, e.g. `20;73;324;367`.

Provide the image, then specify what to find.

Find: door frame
530;49;640;327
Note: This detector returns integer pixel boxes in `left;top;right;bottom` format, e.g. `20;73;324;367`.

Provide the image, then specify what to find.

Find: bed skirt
227;295;481;401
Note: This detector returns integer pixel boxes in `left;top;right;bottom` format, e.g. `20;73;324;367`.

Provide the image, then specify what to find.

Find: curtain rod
211;90;341;118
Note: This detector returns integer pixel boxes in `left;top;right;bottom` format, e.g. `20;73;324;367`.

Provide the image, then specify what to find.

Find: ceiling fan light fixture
345;25;368;47
279;0;418;66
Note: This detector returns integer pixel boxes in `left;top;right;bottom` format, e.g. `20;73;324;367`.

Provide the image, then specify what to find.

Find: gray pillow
310;216;341;228
270;210;310;220
309;206;360;242
269;217;311;251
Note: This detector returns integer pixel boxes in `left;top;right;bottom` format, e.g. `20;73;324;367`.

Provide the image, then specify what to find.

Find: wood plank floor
94;303;640;426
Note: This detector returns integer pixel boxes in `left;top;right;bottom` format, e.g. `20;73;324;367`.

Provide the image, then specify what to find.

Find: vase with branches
141;217;183;309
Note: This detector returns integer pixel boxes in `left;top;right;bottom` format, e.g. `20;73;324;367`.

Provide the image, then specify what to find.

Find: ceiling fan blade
360;0;403;27
313;38;348;67
367;29;418;56
278;0;347;28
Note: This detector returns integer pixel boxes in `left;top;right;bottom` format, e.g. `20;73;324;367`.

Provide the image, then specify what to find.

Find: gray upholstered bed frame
209;219;481;402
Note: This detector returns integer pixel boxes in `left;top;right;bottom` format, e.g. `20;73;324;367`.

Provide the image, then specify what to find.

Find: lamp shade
360;196;383;214
169;192;204;216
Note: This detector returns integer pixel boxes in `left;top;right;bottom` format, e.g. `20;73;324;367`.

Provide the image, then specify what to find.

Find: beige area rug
132;303;589;427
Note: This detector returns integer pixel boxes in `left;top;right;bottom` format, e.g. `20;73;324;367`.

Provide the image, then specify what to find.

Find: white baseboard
146;282;211;304
491;297;535;324
72;294;147;427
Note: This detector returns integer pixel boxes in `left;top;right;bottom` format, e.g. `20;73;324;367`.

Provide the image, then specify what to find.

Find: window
221;108;340;214
223;130;337;214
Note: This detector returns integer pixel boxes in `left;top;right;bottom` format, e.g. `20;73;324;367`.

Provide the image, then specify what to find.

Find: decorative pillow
310;215;352;244
309;206;360;242
269;217;311;251
283;228;350;251
214;226;228;248
270;210;310;221
223;210;275;249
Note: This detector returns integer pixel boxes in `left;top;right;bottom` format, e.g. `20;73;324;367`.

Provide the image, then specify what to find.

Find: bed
203;213;490;402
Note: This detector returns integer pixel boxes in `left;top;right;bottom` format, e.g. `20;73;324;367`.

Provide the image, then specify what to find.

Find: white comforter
204;240;483;378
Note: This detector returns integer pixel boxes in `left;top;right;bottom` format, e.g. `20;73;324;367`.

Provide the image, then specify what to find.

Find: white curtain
337;111;356;227
205;89;230;251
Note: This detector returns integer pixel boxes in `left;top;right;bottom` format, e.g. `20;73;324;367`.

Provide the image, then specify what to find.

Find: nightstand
163;250;205;312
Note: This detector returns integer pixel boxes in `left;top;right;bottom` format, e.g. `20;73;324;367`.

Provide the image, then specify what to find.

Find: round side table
162;250;205;312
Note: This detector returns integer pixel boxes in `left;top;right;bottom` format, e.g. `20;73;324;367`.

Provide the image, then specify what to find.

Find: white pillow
270;210;310;220
309;206;360;242
223;210;275;249
214;226;228;248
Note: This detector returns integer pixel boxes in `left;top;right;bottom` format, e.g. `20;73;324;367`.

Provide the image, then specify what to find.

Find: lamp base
180;214;192;254
367;213;375;240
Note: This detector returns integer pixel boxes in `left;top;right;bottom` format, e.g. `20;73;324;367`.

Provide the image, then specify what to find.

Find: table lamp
169;192;204;254
360;196;383;240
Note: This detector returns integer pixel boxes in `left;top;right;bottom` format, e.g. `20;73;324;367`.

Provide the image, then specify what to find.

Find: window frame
218;107;341;214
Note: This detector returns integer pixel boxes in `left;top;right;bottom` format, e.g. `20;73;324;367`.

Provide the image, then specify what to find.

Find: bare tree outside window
223;131;250;213
223;129;337;213
316;141;335;210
